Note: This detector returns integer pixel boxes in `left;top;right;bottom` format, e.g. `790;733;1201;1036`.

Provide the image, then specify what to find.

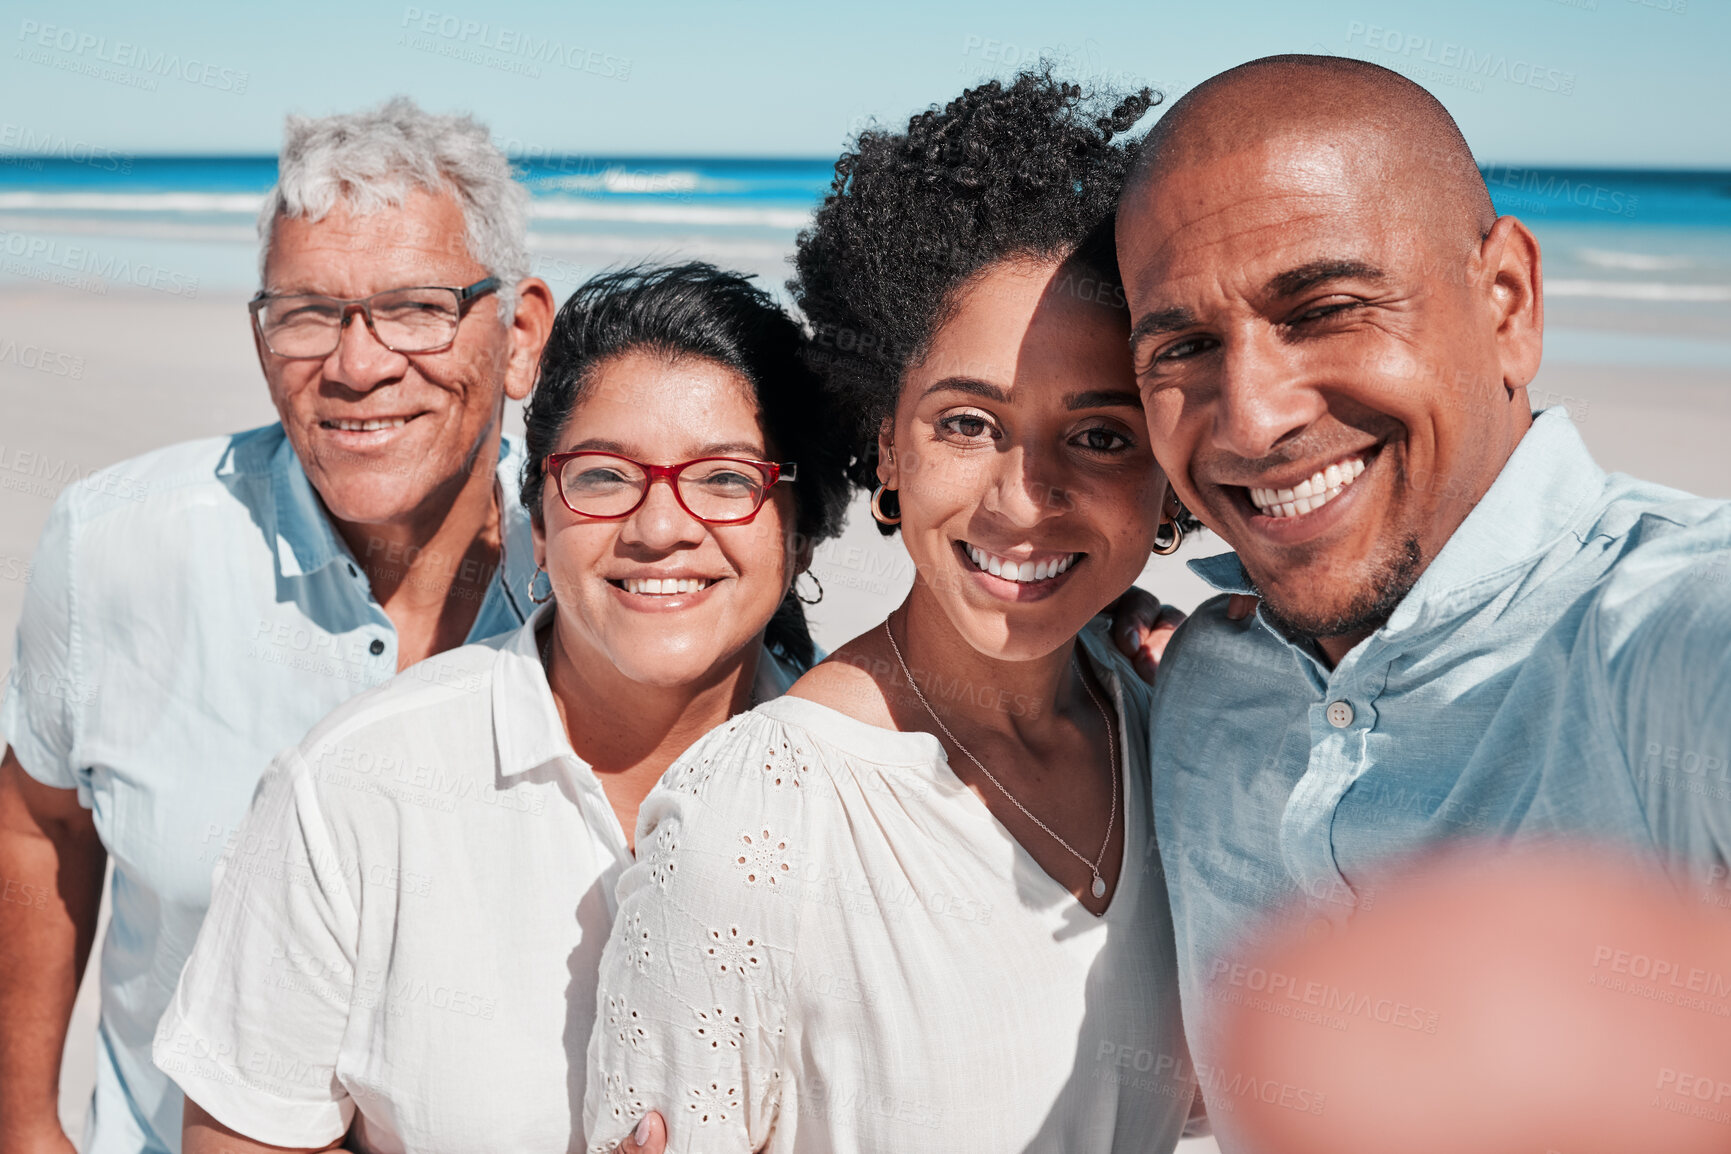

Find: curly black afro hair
790;68;1165;525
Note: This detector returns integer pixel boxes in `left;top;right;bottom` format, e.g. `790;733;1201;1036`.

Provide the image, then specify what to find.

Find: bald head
1130;55;1494;246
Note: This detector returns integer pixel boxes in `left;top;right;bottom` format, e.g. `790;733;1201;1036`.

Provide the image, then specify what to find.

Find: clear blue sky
4;0;1726;166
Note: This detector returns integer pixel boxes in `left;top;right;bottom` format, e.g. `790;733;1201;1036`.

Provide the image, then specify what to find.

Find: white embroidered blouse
583;625;1193;1153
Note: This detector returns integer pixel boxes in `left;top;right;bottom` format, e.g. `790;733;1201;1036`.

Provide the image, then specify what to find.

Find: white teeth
963;544;1078;584
622;577;711;595
328;417;409;432
1249;455;1367;520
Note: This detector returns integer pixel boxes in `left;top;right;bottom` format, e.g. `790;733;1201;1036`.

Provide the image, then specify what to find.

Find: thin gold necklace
883;618;1118;900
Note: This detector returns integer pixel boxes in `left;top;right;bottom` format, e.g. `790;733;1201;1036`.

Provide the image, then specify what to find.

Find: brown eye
938;413;993;441
1073;427;1133;453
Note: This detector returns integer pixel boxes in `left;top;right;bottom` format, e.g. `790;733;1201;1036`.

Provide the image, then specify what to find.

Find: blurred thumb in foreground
1218;846;1731;1154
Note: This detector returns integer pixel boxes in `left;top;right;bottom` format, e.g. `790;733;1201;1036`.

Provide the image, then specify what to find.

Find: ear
503;277;557;403
530;510;547;571
875;421;899;489
1478;216;1544;397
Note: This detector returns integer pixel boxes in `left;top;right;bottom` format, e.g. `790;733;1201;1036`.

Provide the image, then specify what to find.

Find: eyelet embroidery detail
687;1080;741;1125
600;1070;646;1123
647;825;679;888
705;925;764;977
734;828;791;886
761;737;808;787
605;993;648;1050
693;1005;745;1050
623;910;652;973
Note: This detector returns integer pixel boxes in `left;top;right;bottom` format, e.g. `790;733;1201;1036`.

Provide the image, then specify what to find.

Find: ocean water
0;155;1726;364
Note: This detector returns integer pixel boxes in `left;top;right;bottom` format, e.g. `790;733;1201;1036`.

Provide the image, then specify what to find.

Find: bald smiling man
1118;56;1731;1149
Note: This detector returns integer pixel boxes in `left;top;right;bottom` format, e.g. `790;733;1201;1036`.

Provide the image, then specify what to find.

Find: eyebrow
1264;259;1388;299
1066;388;1143;412
921;376;1010;404
1127;259;1390;350
1129;307;1199;347
563;437;769;458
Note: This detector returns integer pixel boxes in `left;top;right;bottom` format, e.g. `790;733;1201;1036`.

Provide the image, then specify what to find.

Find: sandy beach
3;278;1728;1150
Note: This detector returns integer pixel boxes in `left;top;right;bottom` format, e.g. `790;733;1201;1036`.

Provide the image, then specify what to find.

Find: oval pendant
1091;875;1107;899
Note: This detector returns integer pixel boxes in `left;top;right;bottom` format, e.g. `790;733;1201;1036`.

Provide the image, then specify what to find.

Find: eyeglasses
248;277;500;359
544;451;797;525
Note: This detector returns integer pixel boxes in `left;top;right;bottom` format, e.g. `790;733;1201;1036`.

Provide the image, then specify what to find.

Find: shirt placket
1279;648;1381;932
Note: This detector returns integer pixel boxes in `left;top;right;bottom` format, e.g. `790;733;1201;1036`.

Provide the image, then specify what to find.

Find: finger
622;1110;668;1153
1226;594;1259;621
1109;590;1162;659
1135;605;1189;676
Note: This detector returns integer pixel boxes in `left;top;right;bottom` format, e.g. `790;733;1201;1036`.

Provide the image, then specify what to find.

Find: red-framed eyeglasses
543;451;797;525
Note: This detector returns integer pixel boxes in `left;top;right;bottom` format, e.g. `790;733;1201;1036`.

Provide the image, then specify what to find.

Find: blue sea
0;155;1727;367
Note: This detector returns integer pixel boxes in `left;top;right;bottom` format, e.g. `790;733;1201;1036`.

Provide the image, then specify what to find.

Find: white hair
258;96;528;320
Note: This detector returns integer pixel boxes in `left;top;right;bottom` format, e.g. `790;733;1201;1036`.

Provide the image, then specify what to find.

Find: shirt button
369;638;386;656
347;562;358;578
1326;700;1354;728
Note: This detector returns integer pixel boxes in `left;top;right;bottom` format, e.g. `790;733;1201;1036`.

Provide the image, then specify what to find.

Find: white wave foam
0;189;812;231
1548;279;1731;302
1576;248;1693;272
529;198;810;229
0;192;265;213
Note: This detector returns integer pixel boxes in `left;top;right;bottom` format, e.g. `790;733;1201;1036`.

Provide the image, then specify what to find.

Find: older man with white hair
0;98;553;1154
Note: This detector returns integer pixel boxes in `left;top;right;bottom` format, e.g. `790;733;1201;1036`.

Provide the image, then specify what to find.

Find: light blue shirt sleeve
1;486;88;799
1602;566;1731;866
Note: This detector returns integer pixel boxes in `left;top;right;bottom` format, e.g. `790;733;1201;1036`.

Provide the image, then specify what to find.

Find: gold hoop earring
528;567;555;604
870;484;901;527
796;571;824;605
1151;519;1184;556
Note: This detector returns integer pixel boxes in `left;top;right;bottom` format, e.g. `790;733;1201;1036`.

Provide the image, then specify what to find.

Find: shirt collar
267;431;536;608
491;602;580;779
1380;408;1603;639
491;602;802;779
268;432;343;578
1187;407;1606;646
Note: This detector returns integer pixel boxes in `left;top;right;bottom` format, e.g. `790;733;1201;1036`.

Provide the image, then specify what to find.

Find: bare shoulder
786;630;899;729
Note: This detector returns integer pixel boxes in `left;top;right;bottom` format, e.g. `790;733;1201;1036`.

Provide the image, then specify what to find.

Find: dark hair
791;68;1182;532
522;262;851;667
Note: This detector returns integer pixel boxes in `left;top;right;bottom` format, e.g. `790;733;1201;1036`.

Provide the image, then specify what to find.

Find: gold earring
870;484;901;527
1151;519;1184;555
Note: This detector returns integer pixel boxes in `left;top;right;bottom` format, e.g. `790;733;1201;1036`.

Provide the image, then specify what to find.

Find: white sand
5;283;1727;1151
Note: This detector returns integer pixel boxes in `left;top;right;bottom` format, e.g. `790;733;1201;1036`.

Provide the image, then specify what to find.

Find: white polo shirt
153;605;798;1153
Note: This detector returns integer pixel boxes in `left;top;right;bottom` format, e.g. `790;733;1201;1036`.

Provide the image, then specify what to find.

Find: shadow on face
533;349;799;690
881;257;1167;662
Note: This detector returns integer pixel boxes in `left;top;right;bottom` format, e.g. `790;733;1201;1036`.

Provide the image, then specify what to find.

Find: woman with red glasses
156;263;852;1154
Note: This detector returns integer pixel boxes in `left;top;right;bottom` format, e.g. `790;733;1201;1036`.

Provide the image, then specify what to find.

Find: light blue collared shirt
1;424;535;1154
1147;409;1731;1150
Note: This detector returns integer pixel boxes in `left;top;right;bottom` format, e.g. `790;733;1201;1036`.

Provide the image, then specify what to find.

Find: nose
1211;325;1327;462
979;442;1070;529
617;476;708;553
322;306;408;394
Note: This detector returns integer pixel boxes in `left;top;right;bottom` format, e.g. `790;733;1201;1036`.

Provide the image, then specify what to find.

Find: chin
602;635;750;691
